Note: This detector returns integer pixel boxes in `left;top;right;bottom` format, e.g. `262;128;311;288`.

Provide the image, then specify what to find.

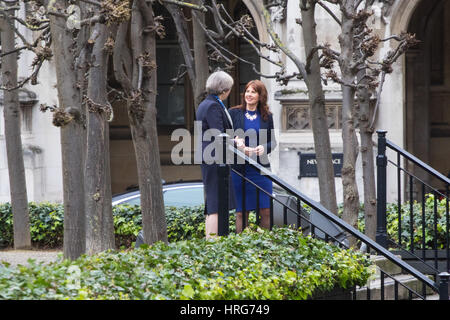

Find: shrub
0;203;13;248
0;202;207;248
112;204;142;248
337;193;448;250
0;202;64;248
4;194;444;251
384;194;448;250
0;203;259;248
0;227;373;300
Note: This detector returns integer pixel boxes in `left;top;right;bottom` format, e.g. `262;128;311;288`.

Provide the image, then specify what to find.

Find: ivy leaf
181;284;195;299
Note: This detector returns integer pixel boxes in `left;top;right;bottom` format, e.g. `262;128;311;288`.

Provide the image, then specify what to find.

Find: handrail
231;166;347;245
387;239;441;274
375;130;450;299
224;139;439;293
386;139;450;186
387;159;448;199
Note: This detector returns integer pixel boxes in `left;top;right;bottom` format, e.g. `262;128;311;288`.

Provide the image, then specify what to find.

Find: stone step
414;293;440;300
356;274;435;300
354;255;438;300
370;255;403;277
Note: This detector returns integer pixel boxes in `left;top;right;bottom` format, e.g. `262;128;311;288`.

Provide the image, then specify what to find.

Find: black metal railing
375;130;450;288
215;133;449;300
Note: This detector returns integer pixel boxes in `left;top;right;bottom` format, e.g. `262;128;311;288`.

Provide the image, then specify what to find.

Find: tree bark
84;22;115;255
129;0;168;244
191;0;209;108
338;0;360;247
358;85;376;241
355;0;377;240
300;1;338;215
48;3;87;260
1;10;31;250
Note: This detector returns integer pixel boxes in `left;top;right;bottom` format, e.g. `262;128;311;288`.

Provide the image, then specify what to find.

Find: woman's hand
243;147;254;156
255;145;265;156
234;137;245;149
242;145;264;156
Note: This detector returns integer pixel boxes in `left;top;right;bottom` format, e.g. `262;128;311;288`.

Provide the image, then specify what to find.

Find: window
21;105;33;133
0;107;3;136
153;1;261;126
155;5;187;128
0;97;35;136
238;40;261;94
156;45;186;126
229;2;260;106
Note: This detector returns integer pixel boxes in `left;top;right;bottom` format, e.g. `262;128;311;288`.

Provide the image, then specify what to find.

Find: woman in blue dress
229;80;277;233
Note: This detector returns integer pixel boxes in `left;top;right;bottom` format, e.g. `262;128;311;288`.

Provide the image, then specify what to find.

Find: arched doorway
406;0;450;193
108;1;261;194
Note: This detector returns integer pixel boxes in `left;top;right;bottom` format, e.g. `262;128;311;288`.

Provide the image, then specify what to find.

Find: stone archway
389;0;422;36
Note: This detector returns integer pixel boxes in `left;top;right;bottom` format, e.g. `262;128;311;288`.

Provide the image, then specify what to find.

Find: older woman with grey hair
196;70;237;238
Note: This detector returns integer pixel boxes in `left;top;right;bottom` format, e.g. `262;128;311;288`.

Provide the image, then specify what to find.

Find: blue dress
231;109;273;212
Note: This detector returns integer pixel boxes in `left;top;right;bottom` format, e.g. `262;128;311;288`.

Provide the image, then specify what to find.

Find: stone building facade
1;0;449;205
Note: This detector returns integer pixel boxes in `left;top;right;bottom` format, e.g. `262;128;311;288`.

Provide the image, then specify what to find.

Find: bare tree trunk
358;85;376;240
1;10;31;250
48;4;87;259
355;0;377;240
261;2;337;214
192;0;209;108
300;1;338;214
84;22;115;254
338;0;360;247
130;0;167;244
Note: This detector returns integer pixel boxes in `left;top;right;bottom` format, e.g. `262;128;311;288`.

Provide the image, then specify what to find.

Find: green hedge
0;202;64;248
384;194;448;250
0;227;373;300
0;203;205;248
0;203;257;248
337;193;448;250
1;194;447;250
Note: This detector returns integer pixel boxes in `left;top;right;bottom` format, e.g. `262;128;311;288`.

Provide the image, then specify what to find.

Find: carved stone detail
265;0;287;22
282;101;343;131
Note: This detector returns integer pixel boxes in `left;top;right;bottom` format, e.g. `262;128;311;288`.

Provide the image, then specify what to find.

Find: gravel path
0;250;62;267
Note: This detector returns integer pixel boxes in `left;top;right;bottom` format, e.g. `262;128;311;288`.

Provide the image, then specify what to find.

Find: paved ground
0;250;62;267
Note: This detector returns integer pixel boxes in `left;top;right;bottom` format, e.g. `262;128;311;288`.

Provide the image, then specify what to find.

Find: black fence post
439;272;450;300
217;133;230;236
376;130;388;248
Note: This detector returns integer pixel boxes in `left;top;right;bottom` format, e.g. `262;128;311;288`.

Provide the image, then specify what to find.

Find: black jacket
195;95;236;213
195;94;233;163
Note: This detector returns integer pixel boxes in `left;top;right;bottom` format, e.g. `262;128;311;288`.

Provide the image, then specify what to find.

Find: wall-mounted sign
298;153;343;178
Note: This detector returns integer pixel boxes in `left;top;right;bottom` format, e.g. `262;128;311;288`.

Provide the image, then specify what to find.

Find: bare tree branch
78;0;102;7
153;0;207;12
261;4;308;80
317;0;341;26
193;9;284;80
113;22;133;93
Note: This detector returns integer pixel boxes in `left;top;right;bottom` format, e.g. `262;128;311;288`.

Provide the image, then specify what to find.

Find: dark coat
196;95;235;214
228;107;277;169
196;95;233;160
